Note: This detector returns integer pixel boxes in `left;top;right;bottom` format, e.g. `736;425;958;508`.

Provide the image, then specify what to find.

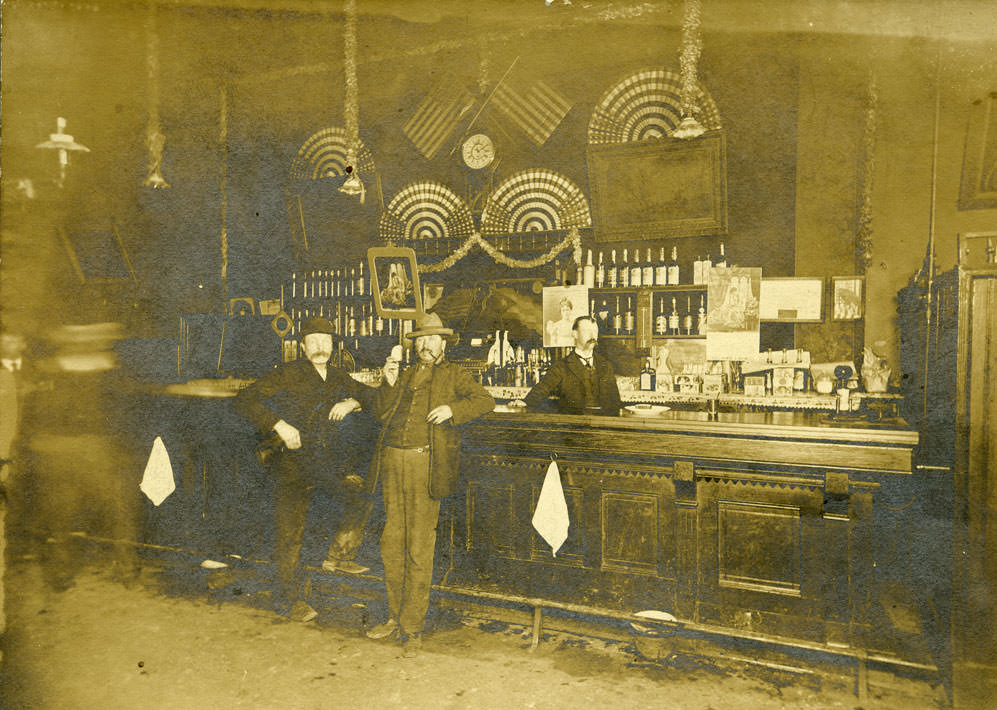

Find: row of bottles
567;243;727;288
590;294;707;337
482;330;552;388
287;261;366;301
286;303;401;339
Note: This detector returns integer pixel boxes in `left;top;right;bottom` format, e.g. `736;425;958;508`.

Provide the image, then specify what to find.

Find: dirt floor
0;539;947;710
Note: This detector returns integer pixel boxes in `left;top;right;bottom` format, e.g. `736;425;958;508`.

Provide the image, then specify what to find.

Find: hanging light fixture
143;0;169;188
673;0;706;140
36;117;90;188
338;0;365;203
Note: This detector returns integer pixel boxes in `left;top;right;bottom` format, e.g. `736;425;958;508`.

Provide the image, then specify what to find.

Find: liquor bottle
583;249;595;288
643;248;654;286
715;242;728;269
291;272;297;300
595;252;605;288
656;247;668;286
639;358;657;391
668;297;680;335
693;255;704;285
375;312;384;336
608;250;618;288
620;249;630;287
697;295;707;335
357;260;365;296
597;299;609;329
667;246;680;285
683;296;693;335
624;296;635;334
359;305;368;337
612;296;622;335
630;249;642;287
350;268;356;297
347;306;356;337
575;258;584;287
655;296;667;335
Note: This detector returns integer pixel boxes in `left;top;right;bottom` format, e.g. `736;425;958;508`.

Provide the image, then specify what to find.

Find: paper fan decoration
289;126;375;181
588;68;722;144
480;169;591;235
379;181;475;242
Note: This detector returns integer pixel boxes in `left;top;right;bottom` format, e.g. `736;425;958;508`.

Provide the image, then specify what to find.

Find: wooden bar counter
446;408;921;662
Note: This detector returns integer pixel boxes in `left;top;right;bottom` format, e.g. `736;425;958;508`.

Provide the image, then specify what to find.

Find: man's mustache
310;351;331;359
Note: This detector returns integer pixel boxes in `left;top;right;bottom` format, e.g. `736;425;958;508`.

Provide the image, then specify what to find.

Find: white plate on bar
624;404;671;416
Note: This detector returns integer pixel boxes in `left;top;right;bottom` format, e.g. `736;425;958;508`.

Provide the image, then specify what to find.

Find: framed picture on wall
958;92;997;210
832;276;865;321
368;246;423;318
586;132;728;241
758;277;823;322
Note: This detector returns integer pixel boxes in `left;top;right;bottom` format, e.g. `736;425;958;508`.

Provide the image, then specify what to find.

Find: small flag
532;459;569;556
403;79;476;160
492;78;572;146
140;436;175;506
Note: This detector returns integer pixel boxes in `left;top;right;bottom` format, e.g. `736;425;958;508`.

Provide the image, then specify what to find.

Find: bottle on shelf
575;258;584;287
715;242;728;269
693;255;704;285
608;250;618;288
595;251;605;288
596;299;609;330
624;296;635;334
642;248;654;286
620;249;630;288
667;246;680;285
697;295;708;335
668;297;680;335
683;296;694;335
357;261;365;296
656;247;668;286
630;249;642;287
583;249;595;288
612;296;622;335
655;296;667;335
639;358;657;391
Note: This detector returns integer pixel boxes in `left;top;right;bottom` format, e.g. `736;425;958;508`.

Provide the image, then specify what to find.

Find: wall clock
461;133;495;170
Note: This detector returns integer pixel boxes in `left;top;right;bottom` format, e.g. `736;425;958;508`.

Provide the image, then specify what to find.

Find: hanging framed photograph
831;276;865;321
59;220;137;284
586;132;728;241
368;246;423;318
758;277;824;323
958;92;997;210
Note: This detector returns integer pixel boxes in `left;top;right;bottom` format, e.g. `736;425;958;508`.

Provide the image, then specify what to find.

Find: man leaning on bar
511;315;622;416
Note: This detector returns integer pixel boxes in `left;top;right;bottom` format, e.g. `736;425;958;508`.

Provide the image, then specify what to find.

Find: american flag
491;78;572;146
403;79;476;160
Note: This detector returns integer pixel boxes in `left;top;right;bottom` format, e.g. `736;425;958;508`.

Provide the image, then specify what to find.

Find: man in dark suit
234;317;377;622
363;312;494;657
514;315;622;416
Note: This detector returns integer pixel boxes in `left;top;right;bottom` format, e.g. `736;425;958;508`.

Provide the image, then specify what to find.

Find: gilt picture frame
368;246;423;318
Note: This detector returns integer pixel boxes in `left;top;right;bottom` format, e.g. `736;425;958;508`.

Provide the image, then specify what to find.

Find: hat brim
405;327;455;340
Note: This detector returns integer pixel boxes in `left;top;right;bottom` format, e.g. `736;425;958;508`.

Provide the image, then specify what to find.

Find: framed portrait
958;93;997;210
59;220;137;284
542;285;589;348
832;276;865;321
586;132;727;242
758;277;824;323
368;246;423;318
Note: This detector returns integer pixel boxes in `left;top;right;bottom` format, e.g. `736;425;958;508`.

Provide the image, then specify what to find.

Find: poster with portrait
542;285;589;348
706;266;761;360
368;246;423;318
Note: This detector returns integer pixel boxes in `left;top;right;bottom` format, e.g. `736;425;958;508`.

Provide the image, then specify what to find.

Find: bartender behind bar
512;315;622;416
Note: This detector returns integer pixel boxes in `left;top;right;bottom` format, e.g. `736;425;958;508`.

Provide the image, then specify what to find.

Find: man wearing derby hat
364;312;493;657
234;316;377;622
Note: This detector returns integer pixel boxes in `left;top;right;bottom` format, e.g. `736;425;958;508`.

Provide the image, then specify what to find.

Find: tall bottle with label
683;296;693;335
656;247;668;286
357;261;365;296
630;249;642;287
655;296;667;335
612;296;622;335
697;295;708;335
715;242;728;269
668;297;680;335
620;249;630;288
608;250;618;288
643;248;655;286
583;249;595;288
595;252;605;288
667;246;680;285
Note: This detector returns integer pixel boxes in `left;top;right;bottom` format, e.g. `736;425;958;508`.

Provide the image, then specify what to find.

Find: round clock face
461;134;495;170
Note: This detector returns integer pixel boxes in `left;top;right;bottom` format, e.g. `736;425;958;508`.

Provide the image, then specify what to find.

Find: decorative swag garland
418;229;582;274
856;74;877;272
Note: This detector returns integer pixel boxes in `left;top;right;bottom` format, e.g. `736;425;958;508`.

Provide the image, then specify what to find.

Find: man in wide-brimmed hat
234;316;378;622
364;312;494;657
